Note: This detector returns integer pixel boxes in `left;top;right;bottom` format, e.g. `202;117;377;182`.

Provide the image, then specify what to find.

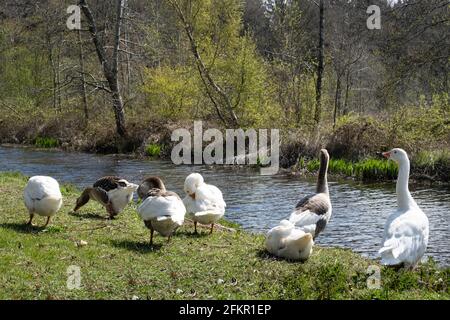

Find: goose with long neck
316;149;329;194
137;176;185;245
74;176;138;219
378;148;429;269
289;149;332;239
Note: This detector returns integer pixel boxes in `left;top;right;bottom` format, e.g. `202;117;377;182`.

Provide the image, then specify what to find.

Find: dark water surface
1;146;449;266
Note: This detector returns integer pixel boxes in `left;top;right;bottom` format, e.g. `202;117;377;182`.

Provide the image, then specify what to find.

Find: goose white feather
137;176;186;242
183;173;226;228
138;195;186;235
378;148;429;268
23;176;62;223
266;220;314;261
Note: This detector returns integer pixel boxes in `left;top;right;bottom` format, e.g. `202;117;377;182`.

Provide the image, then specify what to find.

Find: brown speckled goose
289;149;332;239
137;177;186;245
74;176;138;219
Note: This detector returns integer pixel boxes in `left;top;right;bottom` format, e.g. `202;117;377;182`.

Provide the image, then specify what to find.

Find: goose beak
382;151;391;159
127;183;139;191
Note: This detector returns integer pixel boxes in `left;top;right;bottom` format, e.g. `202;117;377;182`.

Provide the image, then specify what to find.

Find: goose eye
394;151;397;154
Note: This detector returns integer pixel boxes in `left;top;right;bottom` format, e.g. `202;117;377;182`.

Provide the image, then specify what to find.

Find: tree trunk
79;0;127;137
343;69;350;115
333;74;341;129
56;38;62;112
314;0;324;125
77;29;89;120
46;34;57;111
168;0;239;128
123;0;131;97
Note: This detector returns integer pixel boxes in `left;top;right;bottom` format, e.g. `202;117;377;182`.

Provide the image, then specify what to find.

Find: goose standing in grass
182;173;226;234
137;176;185;245
74;176;138;219
379;148;429;269
265;220;314;261
289;149;332;239
23;176;63;227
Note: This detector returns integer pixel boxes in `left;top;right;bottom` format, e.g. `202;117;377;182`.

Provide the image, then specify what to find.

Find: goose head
320;148;330;162
382;148;409;164
137;176;166;200
116;179;139;192
184;173;204;199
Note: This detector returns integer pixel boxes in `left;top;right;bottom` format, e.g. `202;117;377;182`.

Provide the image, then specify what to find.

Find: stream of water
1;146;448;266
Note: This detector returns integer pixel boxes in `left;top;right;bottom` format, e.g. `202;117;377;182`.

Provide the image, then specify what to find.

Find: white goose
182;173;226;234
266;220;314;261
379;148;429;269
137;176;185;245
23;176;63;227
74;176;138;219
289;149;332;239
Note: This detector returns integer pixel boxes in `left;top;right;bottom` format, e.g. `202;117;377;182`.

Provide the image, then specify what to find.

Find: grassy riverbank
293;150;450;183
0;172;448;300
1;107;449;183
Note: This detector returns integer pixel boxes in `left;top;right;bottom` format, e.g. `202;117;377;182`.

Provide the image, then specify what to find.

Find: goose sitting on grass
289;149;332;239
137;176;185;245
182;173;226;234
266;220;314;261
23;176;63;227
379;148;429;269
74;176;138;219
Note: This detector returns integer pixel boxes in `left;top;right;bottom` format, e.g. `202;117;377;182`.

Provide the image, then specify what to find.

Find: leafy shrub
34;137;58;148
146;144;162;157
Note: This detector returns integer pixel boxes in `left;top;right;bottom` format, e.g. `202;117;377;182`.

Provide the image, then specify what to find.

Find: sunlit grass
145;143;162;157
299;157;398;181
34;137;58;148
0;172;448;299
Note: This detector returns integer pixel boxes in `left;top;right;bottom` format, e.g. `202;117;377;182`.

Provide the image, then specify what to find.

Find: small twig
70;223;109;232
184;218;236;232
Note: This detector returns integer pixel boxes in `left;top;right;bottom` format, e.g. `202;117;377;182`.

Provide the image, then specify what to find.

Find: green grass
34;137;58;148
0;172;448;300
145;143;162;157
300;158;398;182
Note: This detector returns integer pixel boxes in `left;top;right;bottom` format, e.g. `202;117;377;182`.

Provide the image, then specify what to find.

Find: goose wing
138;191;185;224
289;193;331;237
196;184;226;211
379;210;429;266
24;176;61;200
93;176;122;191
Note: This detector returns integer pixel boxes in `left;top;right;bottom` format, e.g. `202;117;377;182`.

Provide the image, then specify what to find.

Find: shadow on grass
110;239;162;253
256;248;308;264
68;211;107;220
0;222;57;234
176;229;211;238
